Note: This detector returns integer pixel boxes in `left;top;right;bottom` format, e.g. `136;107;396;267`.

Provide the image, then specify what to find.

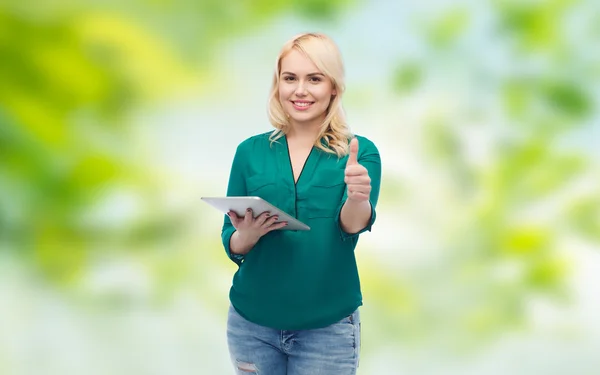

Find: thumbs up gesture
345;138;371;202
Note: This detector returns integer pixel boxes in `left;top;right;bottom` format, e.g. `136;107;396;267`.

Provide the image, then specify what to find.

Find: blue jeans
227;305;361;375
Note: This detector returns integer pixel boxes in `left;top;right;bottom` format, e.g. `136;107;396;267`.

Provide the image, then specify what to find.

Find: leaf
426;7;470;48
392;62;423;93
541;80;592;119
494;0;576;52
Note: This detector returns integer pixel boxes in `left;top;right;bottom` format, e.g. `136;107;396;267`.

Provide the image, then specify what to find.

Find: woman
221;32;381;374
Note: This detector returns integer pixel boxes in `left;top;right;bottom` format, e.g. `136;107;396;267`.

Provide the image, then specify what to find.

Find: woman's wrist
340;199;371;233
230;230;259;255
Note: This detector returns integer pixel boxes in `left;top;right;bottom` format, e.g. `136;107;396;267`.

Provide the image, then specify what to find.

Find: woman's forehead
280;49;321;74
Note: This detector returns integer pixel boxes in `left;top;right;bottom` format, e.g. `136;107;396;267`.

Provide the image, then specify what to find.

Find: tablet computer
201;196;310;231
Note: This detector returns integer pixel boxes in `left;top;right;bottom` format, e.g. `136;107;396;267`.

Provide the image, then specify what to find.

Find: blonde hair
267;32;352;157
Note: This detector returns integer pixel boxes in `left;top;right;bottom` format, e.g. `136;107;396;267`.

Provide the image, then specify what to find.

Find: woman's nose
294;81;307;96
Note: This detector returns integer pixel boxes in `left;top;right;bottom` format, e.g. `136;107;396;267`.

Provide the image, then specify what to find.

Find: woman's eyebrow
281;71;324;76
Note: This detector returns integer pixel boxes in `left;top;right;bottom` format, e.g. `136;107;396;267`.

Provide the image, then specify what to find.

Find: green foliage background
1;0;599;374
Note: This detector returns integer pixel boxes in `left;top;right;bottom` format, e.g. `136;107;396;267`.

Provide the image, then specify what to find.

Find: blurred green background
1;0;599;374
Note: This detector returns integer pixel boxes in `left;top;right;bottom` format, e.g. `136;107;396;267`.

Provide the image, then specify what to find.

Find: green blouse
221;131;381;330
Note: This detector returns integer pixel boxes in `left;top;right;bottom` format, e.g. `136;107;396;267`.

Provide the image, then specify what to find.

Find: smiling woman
268;32;352;158
279;51;335;124
219;32;381;375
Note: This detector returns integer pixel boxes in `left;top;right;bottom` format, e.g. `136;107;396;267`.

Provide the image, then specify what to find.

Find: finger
346;138;359;166
344;175;371;185
347;184;371;196
244;208;254;224
345;164;368;177
227;211;240;227
347;184;371;195
261;215;279;228
348;192;370;201
265;221;288;232
255;211;271;226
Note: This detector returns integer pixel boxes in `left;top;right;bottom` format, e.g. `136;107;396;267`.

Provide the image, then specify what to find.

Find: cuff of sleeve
222;226;244;266
334;199;377;241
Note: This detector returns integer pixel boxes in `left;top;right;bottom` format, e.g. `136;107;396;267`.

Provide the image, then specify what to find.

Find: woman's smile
291;100;315;111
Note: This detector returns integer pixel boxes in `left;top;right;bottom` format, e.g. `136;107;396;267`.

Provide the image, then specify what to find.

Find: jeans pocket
347;309;361;365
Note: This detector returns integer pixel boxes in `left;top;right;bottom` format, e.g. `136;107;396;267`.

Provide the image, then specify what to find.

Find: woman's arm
339;137;381;235
221;143;248;264
222;141;287;261
340;199;372;234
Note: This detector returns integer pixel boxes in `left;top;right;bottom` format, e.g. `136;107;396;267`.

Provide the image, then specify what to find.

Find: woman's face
278;49;336;130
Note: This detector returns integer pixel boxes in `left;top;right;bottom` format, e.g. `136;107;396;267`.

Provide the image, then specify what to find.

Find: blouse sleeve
221;142;248;266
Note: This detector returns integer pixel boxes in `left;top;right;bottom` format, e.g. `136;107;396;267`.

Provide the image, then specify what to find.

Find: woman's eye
309;77;322;82
283;76;295;81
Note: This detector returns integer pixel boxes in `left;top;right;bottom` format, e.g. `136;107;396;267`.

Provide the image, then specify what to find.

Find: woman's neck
287;120;323;145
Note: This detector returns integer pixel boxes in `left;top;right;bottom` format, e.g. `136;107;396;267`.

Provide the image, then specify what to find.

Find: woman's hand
228;209;287;255
344;138;371;202
340;138;373;234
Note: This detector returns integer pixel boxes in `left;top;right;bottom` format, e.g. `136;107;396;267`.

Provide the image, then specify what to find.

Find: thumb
347;138;359;166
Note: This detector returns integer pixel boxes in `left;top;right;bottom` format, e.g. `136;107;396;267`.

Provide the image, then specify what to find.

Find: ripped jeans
227;305;361;375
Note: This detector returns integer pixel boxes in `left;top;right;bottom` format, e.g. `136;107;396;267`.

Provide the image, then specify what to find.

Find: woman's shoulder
352;134;379;153
235;131;274;152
